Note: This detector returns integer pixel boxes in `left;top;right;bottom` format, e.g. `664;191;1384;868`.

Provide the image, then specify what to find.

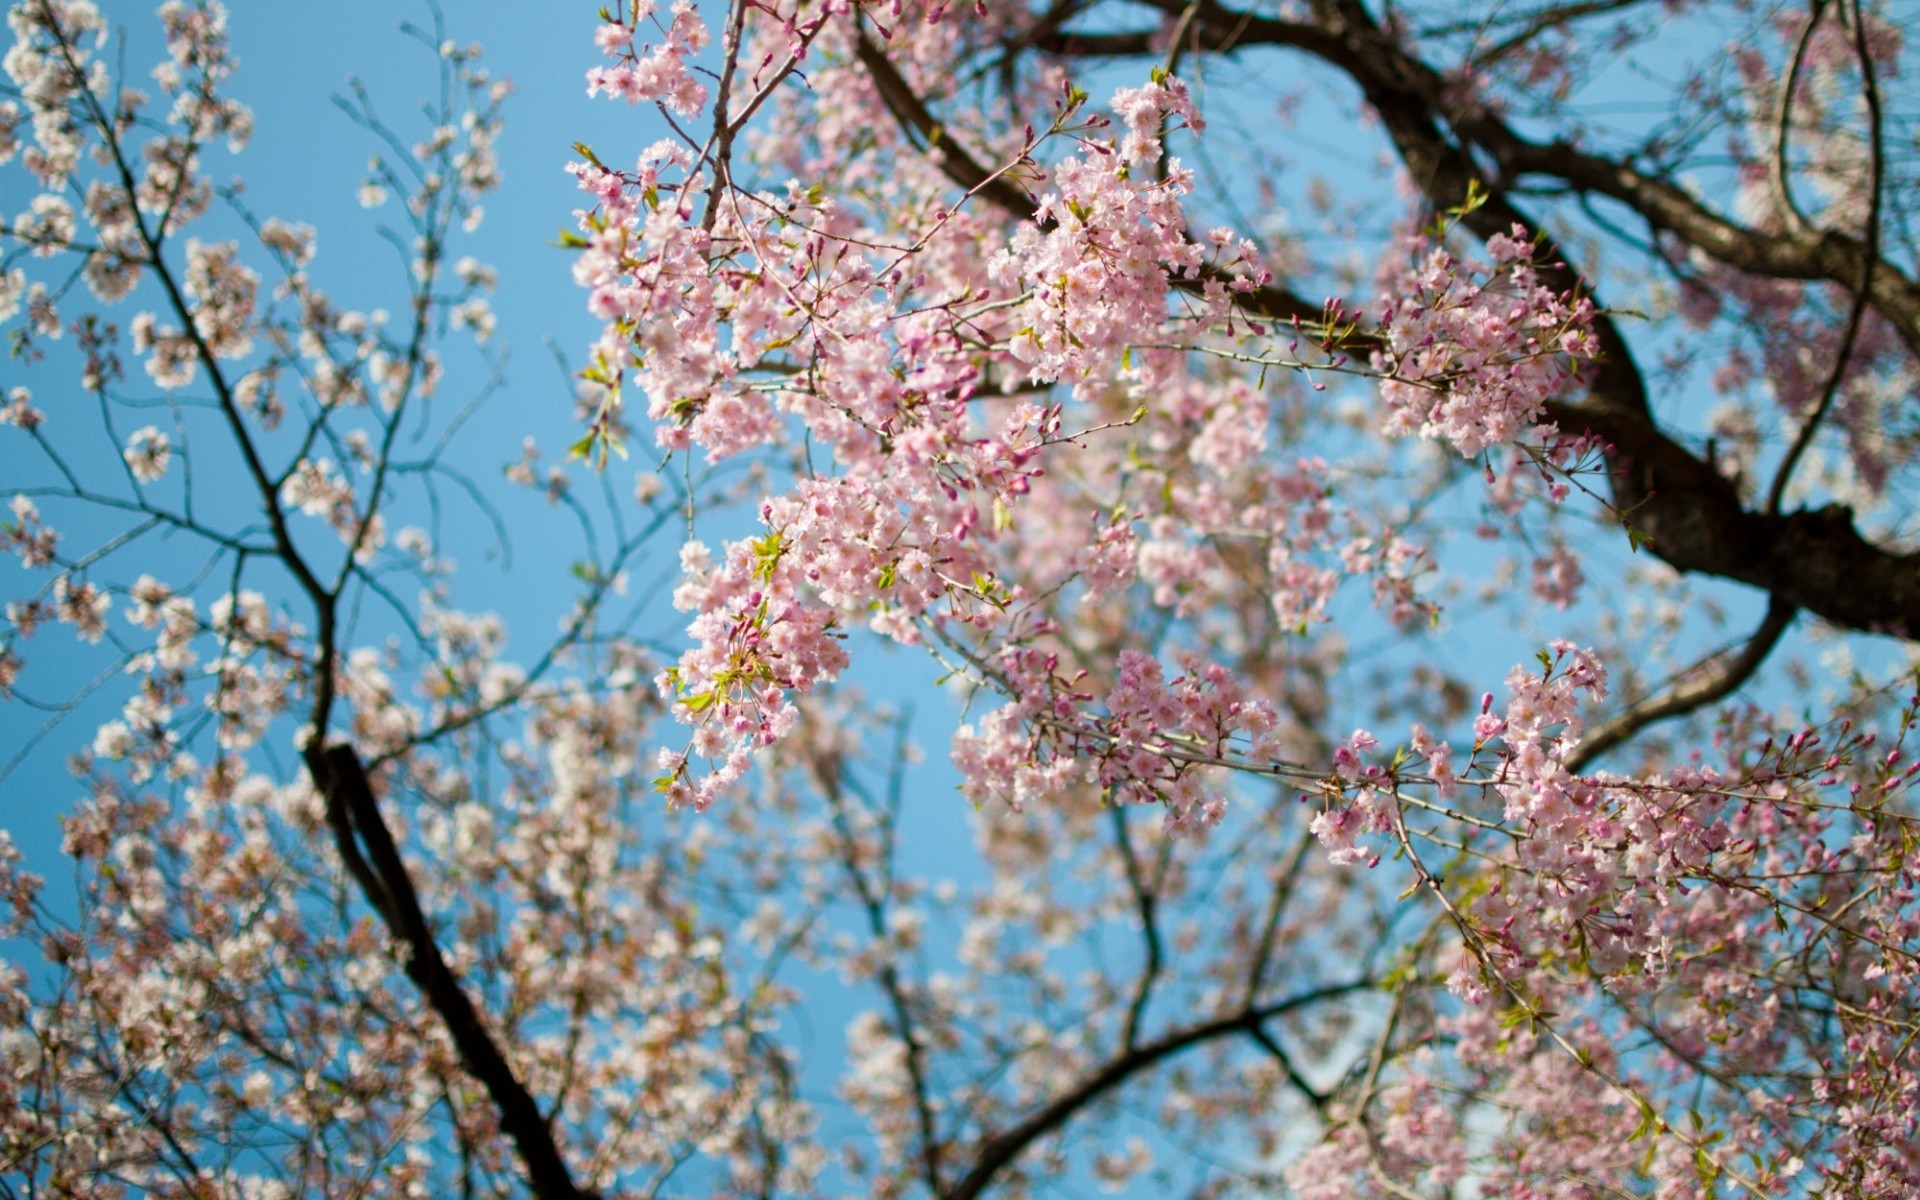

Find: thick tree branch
1545;399;1920;638
302;743;596;1200
1043;0;1920;354
853;27;1039;218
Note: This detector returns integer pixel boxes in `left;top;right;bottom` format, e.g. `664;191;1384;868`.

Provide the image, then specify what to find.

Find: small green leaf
1695;1146;1721;1192
750;530;785;582
992;496;1014;533
1628;1096;1659;1143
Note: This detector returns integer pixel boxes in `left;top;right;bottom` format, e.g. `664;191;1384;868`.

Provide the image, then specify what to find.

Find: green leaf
1447;177;1488;219
750;530;785;582
1694;1146;1721;1193
992;496;1013;533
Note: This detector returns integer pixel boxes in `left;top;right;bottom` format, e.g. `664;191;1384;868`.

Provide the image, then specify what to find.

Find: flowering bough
566;0;1920;1195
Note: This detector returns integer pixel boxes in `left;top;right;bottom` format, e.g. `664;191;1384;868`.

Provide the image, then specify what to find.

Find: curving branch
1764;0;1886;517
1766;1;1828;243
1111;805;1165;1051
942;979;1373;1200
1566;597;1797;773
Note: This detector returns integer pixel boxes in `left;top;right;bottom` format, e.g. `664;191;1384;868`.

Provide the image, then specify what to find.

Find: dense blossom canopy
4;0;1920;1197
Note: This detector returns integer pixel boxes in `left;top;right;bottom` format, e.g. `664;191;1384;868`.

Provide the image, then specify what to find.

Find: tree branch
302;743;596;1200
1764;0;1885;517
812;750;946;1196
943;979;1373;1200
1546;399;1920;639
1067;0;1920;354
1566;596;1797;773
854;25;1368;344
1110;805;1164;1050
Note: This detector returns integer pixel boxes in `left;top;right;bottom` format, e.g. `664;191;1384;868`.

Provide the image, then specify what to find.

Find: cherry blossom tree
5;0;1920;1198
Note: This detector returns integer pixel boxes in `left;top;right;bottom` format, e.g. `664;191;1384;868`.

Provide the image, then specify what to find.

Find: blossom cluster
1298;639;1920;1194
586;0;709;116
578;19;1256;803
1374;225;1597;460
948;641;1288;834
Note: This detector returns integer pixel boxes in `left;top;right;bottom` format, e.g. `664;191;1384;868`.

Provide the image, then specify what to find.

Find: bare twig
1764;0;1886;516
